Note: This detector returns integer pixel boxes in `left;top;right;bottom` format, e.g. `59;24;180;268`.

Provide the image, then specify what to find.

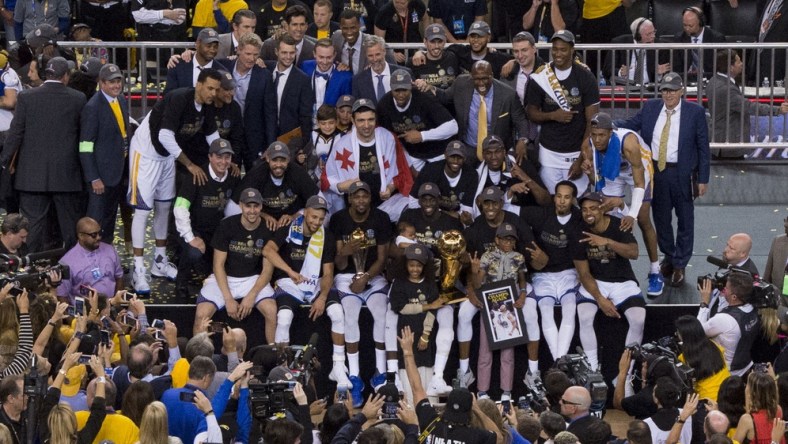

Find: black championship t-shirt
211;101;245;167
415;399;497;444
410;51;460;90
410;161;477;213
151;87;218;158
398;208;463;254
270;225;337;282
177;165;241;235
254;0;311;39
389;277;438;367
525;62;600;154
328;208;393;274
463;211;535;260
376;90;454;160
521;206;584;273
235;162;319;219
580;216;638;284
448;45;513;79
374;1;426;45
358;140;383;208
211;215;272;277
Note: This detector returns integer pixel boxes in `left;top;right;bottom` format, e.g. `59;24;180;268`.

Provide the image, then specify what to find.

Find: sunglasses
560;398;581;406
80;231;102;239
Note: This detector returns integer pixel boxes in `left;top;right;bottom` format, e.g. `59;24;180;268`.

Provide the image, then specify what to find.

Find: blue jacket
300;61;353;108
161;384;208;444
164;60;197;95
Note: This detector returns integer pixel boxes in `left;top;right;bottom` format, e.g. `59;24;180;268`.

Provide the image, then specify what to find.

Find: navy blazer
163;60;197;95
265;62;314;146
616;98;710;199
79;92;129;187
300;60;353;107
351;63;410;105
217;58;276;169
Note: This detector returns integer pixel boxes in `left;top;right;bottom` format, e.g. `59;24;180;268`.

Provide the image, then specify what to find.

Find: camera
701;256;779;309
248;382;291;420
554;348;607;413
626;337;696;392
0;249;70;294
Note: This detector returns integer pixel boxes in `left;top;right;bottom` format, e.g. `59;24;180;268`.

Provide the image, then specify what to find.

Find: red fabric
751;407;785;444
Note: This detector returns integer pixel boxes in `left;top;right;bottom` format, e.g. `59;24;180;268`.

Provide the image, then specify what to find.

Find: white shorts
578;280;643;306
538;145;589;194
198;274;275;310
335;273;389;301
532;269;580;303
128;150;176;210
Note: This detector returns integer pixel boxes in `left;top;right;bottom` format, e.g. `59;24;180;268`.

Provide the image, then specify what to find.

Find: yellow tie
657;109;674;172
109;99;127;139
477;95;488;161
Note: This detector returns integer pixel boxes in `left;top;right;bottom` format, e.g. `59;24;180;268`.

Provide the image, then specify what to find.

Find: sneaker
370;372;387;391
477;391;490;400
500;393;511;402
426;375;452;397
458;370;476;388
132;267;151;295
329;361;351;386
523;370;541;389
349;375;365;408
151;255;178;280
647;273;664;297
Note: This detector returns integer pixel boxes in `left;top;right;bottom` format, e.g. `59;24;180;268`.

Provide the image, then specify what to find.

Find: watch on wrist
675;416;686;424
699;302;709;308
97;376;106;383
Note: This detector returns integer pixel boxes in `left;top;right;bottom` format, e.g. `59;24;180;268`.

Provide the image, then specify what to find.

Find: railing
64;40;788;154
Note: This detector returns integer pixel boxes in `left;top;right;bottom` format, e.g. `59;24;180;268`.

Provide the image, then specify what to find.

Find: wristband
58;369;67;377
48;320;58;328
205;410;214;417
419;336;429;343
97;376;106;384
74;331;84;340
676;418;685;424
699;302;709;309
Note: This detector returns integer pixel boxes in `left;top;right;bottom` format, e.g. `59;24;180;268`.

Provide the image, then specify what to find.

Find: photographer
706;234;758;316
698;272;760;376
0;213;29;256
613;349;687;419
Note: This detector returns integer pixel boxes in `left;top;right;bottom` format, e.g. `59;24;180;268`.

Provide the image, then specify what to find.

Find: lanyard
31;0;49;17
398;10;408;42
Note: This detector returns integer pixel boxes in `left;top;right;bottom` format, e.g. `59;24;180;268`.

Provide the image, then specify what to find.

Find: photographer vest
720;304;760;372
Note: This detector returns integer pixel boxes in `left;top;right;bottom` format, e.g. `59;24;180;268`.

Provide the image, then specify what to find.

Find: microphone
302;333;319;366
706;255;728;269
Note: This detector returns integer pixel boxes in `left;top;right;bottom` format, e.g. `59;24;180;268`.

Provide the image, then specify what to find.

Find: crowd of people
0;0;787;444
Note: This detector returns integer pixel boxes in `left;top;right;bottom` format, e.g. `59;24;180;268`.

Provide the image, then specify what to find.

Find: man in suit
501;32;542;158
616;72;711;287
672;7;726;81
562;386;610;443
260;5;315;66
301;38;352;113
216;9;257;59
79;64;130;239
1;57;87;252
218;32;275;170
764;217;788;295
332;9;394;75
351;35;409;105
265;34;314;148
706;49;788;159
753;0;787;85
432;60;530;165
602;18;672;84
164;28;220;95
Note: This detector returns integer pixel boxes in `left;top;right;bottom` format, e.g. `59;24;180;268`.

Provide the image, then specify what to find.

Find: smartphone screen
337;386;348;401
79;284;90;296
151;319;165;329
383;401;398;419
78;354;91;364
502;399;511;414
210;322;226;333
100;330;110;345
75;297;85;315
179;391;196;403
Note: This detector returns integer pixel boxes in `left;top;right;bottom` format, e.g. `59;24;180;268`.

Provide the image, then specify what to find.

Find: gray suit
705;72;784;158
765;234;788;294
261;35;316;65
436;75;529;159
330;31;395;75
217;33;235;59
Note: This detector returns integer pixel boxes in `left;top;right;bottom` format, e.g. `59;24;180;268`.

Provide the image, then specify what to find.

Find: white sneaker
458;369;476;388
132;267;151;295
426;375;452;397
523;370;541;389
151;255;177;280
329;361;351;387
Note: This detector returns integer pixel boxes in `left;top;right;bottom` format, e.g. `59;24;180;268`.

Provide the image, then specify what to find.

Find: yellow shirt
192;0;249;28
583;0;622;19
317;29;330;39
679;347;731;401
76;411;140;444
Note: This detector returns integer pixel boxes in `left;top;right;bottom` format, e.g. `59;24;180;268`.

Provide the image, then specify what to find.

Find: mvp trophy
348;228;370;283
436;229;467;304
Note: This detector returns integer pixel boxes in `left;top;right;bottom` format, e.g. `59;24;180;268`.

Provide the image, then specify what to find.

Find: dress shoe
671;268;686;287
659;261;674;278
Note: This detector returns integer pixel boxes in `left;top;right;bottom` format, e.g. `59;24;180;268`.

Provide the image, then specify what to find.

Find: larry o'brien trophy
436;229;467;304
348;228;370;282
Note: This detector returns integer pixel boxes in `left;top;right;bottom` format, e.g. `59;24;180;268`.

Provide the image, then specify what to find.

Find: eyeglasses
80;231;102;239
660;89;682;95
559;398;581;406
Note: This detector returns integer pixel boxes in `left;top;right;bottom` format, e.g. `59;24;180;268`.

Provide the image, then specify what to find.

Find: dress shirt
192;59;214;87
343;36;363;74
313;66;333;111
651;102;681;163
273;64;293;110
370;63;392;96
516;67;531;103
465;87;494;147
56;242;124;302
626;46;649;83
232;64;252;111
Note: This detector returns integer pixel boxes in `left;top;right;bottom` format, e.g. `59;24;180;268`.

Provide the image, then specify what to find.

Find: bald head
704;410;730;438
471;61;494;96
723;233;752;265
232;328;247;355
76;217;99;234
560;386;591;419
76;217;102;250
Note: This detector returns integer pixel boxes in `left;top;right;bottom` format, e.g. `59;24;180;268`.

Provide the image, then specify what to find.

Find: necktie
274;71;284;87
634;50;645;85
347;47;355;73
109;99;126;139
691;37;700;74
376;74;386;101
657;109;674;171
476;95;488;161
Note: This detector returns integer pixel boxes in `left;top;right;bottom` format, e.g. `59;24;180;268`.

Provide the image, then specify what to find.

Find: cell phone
179;391;196;403
75;297;85;315
100;330;110;345
337;385;348;401
250;365;264;375
7;281;23;297
210;322;226;333
501;399;511;414
78;354;92;364
66;306;75;317
153;330;166;341
383;401;399;419
287;381;296;390
122;292;133;302
79;284;90;296
151;319;165;329
697;276;707;287
122;314;137;327
100;316;111;329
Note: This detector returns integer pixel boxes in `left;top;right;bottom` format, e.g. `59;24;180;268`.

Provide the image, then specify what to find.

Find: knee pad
457;302;477;342
384;309;399;352
326;303;345;335
152;201;171;240
131;209;150;248
277;308;294;328
341;298;361;343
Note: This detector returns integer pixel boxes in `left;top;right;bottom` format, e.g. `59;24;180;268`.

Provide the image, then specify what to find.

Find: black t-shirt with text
177;165;241;236
447;45;513;79
254;0;311;40
234;162;319;219
358;140;383;208
580;216;638;284
521;206;584;273
415;399;497;444
328;208;393;274
376;90;455;160
398;208;463;254
151;87;217;158
464;211;535;261
409;51;460;90
270;225;337;282
211;215;272;277
525;62;600;154
410;161;477;213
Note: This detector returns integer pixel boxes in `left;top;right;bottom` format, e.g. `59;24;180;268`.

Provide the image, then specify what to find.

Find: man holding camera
705;233;759;316
698;271;760;376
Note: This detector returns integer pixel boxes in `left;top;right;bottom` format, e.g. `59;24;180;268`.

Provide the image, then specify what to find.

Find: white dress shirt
651;102;682;163
273;65;294;111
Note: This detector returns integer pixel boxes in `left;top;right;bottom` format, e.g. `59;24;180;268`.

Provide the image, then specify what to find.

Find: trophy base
440;289;467;305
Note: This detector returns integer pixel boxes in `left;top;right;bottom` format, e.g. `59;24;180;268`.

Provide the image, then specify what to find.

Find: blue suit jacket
300;60;353;107
265;62;314;146
163;61;195;95
616;98;710;199
79;92;129;187
351;64;410;105
217;59;276;169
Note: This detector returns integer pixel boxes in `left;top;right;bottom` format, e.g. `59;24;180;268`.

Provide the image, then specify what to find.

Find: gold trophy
349;228;370;282
436;229;467;304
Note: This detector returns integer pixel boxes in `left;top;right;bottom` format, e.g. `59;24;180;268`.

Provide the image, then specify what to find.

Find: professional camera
554;347;607;412
626;337;695;392
0;248;70;295
248;382;293;420
700;256;779;309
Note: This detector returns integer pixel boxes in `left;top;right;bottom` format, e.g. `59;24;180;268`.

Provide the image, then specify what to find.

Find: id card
452;16;465;36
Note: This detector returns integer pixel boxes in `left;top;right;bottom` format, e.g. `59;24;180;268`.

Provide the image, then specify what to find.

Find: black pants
79;2;130;66
19;191;85;252
86;183;123;242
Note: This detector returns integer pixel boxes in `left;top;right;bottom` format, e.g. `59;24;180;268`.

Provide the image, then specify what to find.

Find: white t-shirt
0;68;23;132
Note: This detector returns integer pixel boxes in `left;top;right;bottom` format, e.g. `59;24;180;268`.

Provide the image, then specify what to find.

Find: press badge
452;16;465;36
91;267;102;281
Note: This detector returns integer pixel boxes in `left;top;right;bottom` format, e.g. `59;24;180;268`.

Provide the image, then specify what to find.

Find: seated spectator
68;24;109;65
672;7;725;81
602;18;671;84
